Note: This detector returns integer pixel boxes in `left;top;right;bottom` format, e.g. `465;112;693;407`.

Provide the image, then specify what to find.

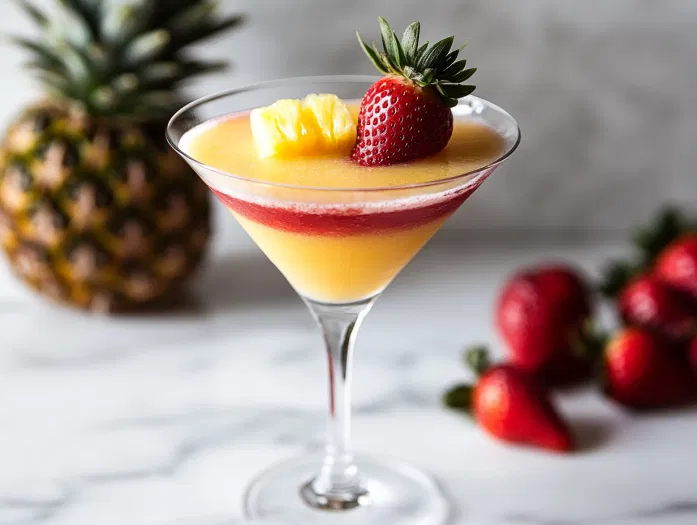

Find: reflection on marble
1;236;697;525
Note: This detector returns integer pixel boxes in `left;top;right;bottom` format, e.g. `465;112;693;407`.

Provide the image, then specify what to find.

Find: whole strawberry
444;348;574;453
603;327;696;410
618;274;696;343
496;265;593;382
654;233;697;305
353;18;476;166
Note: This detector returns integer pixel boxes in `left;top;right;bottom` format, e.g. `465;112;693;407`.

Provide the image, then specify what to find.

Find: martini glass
167;76;520;525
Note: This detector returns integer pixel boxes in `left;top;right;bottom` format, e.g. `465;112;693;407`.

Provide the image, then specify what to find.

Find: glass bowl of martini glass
167;75;520;525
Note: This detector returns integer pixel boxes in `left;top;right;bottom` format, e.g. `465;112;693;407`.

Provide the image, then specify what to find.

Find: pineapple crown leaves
356;17;476;108
11;0;244;120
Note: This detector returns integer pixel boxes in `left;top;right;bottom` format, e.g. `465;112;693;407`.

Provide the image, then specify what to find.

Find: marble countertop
1;236;696;525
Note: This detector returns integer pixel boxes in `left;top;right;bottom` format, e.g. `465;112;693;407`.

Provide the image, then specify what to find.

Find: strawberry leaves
439;84;476;101
379;16;404;68
465;346;492;376
598;206;696;298
416;35;454;71
356;32;389;74
443;384;474;414
401;21;420;63
442;346;491;414
357;17;476;107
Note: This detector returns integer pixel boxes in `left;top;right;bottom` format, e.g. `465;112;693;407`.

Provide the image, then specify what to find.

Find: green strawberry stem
356;17;476;108
570;323;609;363
442;384;473;414
464;345;491;376
598;206;696;298
598;260;641;299
442;346;492;414
633;206;691;265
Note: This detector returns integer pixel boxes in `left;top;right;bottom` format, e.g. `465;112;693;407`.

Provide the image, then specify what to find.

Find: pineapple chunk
250;94;356;159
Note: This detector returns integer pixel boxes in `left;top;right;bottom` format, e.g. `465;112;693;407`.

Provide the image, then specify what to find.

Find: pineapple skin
0;104;211;313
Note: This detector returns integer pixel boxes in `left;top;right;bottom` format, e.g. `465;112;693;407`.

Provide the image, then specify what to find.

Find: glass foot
243;453;451;525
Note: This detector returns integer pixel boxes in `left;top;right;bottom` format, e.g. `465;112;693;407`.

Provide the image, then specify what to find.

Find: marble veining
1;237;697;524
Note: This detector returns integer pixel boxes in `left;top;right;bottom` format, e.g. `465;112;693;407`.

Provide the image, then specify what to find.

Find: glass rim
166;75;521;193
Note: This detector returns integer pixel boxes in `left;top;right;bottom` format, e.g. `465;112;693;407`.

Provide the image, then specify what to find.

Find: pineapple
250;94;357;158
0;0;243;313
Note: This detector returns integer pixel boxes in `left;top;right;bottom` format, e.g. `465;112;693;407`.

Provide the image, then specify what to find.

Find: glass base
243;453;451;525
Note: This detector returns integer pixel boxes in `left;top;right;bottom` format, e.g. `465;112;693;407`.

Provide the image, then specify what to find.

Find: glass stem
301;298;374;510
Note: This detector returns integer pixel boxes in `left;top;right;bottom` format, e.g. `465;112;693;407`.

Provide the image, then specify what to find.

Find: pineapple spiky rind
0;104;211;312
1;0;243;312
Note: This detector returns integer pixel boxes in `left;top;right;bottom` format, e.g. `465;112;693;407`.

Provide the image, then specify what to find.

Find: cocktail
167;18;520;525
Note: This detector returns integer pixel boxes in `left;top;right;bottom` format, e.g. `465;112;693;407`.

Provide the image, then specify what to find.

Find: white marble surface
2;235;697;525
1;0;697;235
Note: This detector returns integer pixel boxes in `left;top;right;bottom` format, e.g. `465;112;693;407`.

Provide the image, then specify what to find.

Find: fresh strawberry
617;274;696;343
471;366;574;452
444;348;573;452
352;77;453;166
654;233;697;305
353;18;476;166
496;265;593;382
603;327;696;409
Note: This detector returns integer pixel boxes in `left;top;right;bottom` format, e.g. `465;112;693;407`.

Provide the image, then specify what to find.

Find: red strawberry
353;18;476;166
603;327;696;409
496;265;593;380
618;274;696;343
444;348;573;452
654;233;697;304
352;77;453;166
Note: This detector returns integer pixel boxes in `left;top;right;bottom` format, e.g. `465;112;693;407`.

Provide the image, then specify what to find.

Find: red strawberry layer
211;180;483;236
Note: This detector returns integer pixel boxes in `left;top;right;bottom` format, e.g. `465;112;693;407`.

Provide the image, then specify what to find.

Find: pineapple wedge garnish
250;94;356;159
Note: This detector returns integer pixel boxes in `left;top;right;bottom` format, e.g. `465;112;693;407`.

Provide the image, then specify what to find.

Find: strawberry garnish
353;18;476;166
444;348;574;453
603;328;696;410
496;264;594;385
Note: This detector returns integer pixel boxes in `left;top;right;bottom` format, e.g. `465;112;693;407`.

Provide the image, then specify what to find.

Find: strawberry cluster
444;206;697;453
